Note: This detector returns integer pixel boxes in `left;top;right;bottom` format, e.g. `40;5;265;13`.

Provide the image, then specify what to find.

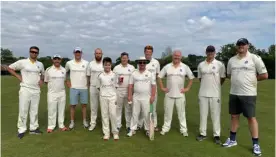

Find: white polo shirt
9;58;45;91
44;65;66;93
158;62;194;98
129;69;156;99
227;52;267;96
86;60;104;87
65;59;89;89
113;63;135;88
96;71;117;97
197;59;226;98
146;58;160;79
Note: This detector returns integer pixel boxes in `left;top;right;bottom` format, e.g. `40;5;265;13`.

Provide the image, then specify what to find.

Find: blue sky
1;1;275;61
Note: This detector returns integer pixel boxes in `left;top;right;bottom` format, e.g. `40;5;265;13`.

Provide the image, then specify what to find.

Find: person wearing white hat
158;50;194;136
65;47;89;129
44;54;68;133
87;48;104;131
127;56;156;137
7;46;44;139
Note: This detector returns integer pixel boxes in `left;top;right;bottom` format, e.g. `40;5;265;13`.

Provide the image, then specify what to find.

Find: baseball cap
206;45;215;52
52;54;62;59
236;38;249;46
73;47;82;53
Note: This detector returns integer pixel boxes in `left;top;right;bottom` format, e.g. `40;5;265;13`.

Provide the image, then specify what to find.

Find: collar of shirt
237;51;250;59
28;58;37;64
120;63;128;68
74;59;83;64
205;59;216;65
53;65;61;70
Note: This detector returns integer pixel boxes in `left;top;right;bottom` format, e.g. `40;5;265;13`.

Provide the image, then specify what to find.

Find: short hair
95;48;102;53
144;45;153;52
121;52;129;57
102;57;112;65
30;46;39;52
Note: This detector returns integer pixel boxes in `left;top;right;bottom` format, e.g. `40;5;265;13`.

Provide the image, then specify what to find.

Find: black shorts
229;94;256;118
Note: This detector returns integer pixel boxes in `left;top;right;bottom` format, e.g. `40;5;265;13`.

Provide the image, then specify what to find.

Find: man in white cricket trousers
127;56;156;137
222;38;268;156
86;48;104;131
7;46;44;139
137;45;160;131
113;52;135;132
65;47;89;129
158;50;194;136
196;45;226;144
44;54;68;133
96;57;119;140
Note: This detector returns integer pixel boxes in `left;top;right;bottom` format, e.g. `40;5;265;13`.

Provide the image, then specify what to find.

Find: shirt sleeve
151;72;156;85
96;74;101;89
227;59;232;75
40;63;45;76
185;65;195;79
44;68;49;83
129;72;134;85
156;61;160;74
220;62;226;78
8;60;23;70
86;62;91;76
254;55;267;74
158;66;167;78
197;64;201;79
65;62;70;72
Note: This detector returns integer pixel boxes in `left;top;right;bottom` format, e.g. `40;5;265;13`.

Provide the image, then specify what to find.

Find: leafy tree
1;48;17;64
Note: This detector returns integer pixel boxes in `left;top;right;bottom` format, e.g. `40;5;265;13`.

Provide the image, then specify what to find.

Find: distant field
1;76;275;157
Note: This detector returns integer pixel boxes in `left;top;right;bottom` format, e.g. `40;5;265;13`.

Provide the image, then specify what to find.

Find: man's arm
7;61;23;82
255;55;268;81
220;62;226;85
7;66;22;81
197;64;201;82
257;73;268;81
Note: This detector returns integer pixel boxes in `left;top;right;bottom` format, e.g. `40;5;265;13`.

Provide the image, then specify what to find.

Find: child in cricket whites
96;57;119;140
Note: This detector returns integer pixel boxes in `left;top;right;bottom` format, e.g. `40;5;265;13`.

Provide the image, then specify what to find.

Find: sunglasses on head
30;51;39;54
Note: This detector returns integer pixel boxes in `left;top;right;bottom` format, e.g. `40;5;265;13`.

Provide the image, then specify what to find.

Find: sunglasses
138;61;147;65
53;57;61;60
30;51;39;54
74;51;82;54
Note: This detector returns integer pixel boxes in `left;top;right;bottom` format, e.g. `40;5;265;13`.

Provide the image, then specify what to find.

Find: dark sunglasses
138;61;147;65
30;51;39;54
53;57;61;60
74;51;82;54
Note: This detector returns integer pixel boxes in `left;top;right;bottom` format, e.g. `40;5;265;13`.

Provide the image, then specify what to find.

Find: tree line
1;43;275;79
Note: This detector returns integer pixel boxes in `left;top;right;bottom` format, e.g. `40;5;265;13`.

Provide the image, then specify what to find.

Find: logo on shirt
244;61;248;64
37;65;40;69
152;64;155;67
111;78;114;81
217;99;220;103
62;72;64;74
128;69;131;72
82;65;85;68
212;66;216;70
145;74;148;77
180;69;182;72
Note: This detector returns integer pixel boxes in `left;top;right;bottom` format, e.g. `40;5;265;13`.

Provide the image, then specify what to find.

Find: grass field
1;76;275;157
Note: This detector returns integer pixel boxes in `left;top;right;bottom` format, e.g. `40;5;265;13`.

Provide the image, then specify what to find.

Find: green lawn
1;76;275;157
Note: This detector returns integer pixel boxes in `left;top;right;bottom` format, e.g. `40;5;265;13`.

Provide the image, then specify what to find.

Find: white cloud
1;1;275;60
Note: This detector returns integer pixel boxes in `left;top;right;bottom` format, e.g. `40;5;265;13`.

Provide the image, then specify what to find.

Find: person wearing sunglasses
196;45;226;144
158;50;194;137
222;38;268;156
7;46;45;139
65;47;89;130
44;54;68;133
127;57;156;138
113;52;135;133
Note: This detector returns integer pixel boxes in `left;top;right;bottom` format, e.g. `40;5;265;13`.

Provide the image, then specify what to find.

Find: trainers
160;130;166;135
30;129;43;135
136;126;142;131
47;129;53;133
214;136;221;145
117;127;121;132
17;132;25;139
126;127;131;133
146;131;150;137
113;134;119;141
181;132;188;137
253;144;262;156
60;127;68;131
127;131;133;137
154;127;159;132
196;135;207;141
222;138;238;147
69;122;75;130
103;135;110;141
83;121;89;128
88;125;95;131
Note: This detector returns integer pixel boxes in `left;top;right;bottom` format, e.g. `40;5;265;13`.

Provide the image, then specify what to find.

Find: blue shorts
70;88;88;105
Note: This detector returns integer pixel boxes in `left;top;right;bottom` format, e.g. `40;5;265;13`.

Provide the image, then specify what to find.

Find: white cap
135;56;150;63
52;54;62;59
73;47;82;53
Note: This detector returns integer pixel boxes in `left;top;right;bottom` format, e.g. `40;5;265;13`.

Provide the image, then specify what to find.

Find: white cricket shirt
65;59;89;89
87;60;104;87
227;51;267;96
96;71;117;97
158;62;195;98
113;63;135;88
44;65;66;93
9;58;45;91
146;58;160;79
129;69;156;99
197;59;226;98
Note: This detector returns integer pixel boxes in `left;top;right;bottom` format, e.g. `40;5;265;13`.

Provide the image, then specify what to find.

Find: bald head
172;50;182;65
94;48;103;62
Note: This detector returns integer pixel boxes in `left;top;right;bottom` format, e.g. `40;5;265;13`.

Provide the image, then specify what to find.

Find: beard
95;56;102;61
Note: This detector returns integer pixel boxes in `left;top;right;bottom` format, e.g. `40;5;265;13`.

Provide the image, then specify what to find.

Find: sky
1;1;275;61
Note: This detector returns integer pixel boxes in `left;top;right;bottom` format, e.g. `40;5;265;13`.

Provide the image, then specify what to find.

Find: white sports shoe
127;131;133;137
103;135;110;140
222;138;238;147
113;134;119;140
253;144;262;156
160;130;166;135
88;125;95;131
69;122;75;130
83;121;89;128
181;132;188;137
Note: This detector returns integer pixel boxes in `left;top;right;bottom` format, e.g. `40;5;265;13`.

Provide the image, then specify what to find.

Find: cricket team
7;38;268;156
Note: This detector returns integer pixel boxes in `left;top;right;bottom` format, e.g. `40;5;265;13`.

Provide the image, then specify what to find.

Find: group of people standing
7;38;267;156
